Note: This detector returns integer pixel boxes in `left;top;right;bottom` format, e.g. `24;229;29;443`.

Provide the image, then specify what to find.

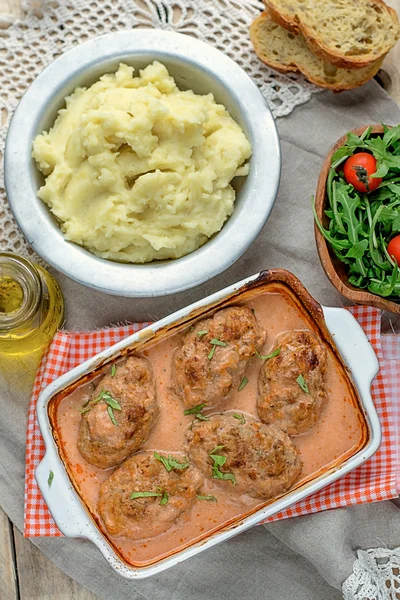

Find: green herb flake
154;451;189;472
209;445;225;455
167;455;189;470
211;454;227;467
107;405;118;426
82;389;122;416
48;470;54;487
184;403;206;416
102;392;122;411
195;413;209;421
196;495;217;502
296;374;309;394
255;348;280;361
214;471;236;485
92;390;122;411
208;336;227;360
160;491;169;506
197;329;208;337
209;448;236;486
184;403;209;422
238;376;248;391
154;450;172;472
210;338;227;347
233;412;246;424
130;491;162;500
111;364;116;377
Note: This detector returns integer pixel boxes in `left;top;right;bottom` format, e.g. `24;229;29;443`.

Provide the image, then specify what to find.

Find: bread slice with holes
264;0;399;68
249;11;383;91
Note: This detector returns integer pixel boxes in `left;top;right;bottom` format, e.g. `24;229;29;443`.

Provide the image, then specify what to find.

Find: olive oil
0;276;24;313
0;253;64;359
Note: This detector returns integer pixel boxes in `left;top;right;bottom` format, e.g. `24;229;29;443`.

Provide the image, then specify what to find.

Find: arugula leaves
313;125;400;300
331;125;400;176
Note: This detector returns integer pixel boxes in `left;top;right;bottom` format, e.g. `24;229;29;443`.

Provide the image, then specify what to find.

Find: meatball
185;414;302;500
257;330;327;435
172;306;266;410
78;356;158;468
98;451;203;539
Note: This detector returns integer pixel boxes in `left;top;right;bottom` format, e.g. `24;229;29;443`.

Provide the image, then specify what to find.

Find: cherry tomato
387;235;400;264
343;152;382;193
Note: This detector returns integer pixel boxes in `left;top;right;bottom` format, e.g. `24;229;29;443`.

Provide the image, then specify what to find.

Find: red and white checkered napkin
24;308;400;537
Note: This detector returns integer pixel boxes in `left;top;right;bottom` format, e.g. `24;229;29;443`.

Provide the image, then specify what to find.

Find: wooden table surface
1;1;400;598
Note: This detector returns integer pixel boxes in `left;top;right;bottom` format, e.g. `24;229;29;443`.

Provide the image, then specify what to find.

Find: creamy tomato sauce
53;288;367;567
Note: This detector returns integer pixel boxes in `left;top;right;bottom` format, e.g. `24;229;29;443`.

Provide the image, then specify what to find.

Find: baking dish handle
35;449;96;539
322;306;381;437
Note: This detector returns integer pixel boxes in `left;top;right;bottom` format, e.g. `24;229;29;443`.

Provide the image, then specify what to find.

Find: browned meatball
172;306;266;410
98;451;203;539
185;413;302;500
78;357;158;468
257;330;327;435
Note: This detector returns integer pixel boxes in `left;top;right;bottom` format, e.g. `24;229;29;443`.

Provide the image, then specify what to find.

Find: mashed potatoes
32;62;252;263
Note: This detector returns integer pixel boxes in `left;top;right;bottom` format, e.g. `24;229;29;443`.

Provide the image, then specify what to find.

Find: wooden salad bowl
314;124;400;314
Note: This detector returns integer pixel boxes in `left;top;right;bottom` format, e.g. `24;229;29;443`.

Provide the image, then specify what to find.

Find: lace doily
0;0;318;261
343;547;400;600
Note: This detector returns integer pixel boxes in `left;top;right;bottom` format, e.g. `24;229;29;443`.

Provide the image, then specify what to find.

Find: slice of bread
264;0;399;68
249;11;383;91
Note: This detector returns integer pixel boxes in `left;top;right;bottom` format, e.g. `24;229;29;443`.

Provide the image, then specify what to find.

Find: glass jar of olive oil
0;253;64;357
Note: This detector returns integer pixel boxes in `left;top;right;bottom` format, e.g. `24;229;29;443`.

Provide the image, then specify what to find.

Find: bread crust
264;0;399;68
290;57;382;91
250;12;383;91
263;1;300;33
249;14;297;74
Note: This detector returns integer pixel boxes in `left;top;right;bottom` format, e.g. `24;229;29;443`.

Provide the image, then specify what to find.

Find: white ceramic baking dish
35;269;381;579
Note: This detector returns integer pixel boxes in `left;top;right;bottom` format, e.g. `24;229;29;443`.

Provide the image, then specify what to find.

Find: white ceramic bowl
35;269;381;579
4;30;281;297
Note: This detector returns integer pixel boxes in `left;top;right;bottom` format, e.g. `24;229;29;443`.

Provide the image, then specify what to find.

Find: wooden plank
0;508;18;600
13;525;98;600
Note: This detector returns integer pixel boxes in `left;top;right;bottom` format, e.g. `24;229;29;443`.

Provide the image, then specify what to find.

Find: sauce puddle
53;289;367;567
